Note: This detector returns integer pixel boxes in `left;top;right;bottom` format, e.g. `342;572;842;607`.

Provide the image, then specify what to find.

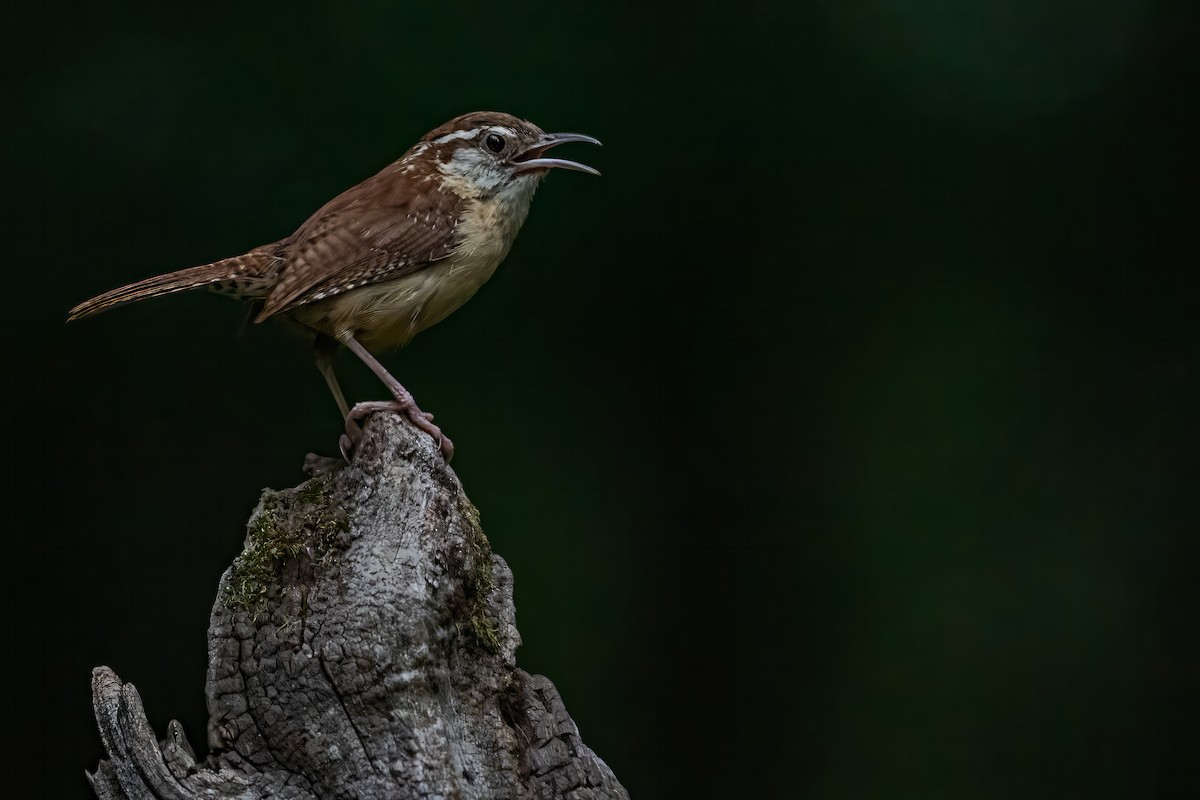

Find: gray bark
88;413;628;800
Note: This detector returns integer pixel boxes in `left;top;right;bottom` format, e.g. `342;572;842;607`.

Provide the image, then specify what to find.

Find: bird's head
409;111;601;200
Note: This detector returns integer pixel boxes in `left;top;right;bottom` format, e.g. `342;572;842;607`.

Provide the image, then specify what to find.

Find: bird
68;111;601;462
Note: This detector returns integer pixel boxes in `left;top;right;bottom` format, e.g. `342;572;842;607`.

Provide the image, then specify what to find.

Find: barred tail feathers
67;252;278;321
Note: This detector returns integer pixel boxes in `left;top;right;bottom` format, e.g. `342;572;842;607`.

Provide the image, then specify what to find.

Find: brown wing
254;186;464;323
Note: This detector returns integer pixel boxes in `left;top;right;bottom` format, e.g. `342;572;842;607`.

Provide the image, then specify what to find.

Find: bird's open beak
513;133;602;176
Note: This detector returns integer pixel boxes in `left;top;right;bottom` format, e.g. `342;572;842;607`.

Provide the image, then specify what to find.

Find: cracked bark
88;412;629;800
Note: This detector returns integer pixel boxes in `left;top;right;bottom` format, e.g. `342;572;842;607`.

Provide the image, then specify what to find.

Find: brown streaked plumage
68;111;601;461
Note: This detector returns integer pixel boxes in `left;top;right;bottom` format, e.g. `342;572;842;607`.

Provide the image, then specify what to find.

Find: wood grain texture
88;413;627;800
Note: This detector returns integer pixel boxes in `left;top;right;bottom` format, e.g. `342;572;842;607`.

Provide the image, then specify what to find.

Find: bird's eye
484;132;506;153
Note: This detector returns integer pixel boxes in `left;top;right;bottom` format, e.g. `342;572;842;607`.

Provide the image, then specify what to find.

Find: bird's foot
340;400;454;463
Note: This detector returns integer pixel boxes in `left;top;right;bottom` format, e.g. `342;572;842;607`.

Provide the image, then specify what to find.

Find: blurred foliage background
3;1;1197;797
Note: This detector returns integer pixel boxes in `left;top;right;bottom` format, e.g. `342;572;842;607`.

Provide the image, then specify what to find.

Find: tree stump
88;413;628;800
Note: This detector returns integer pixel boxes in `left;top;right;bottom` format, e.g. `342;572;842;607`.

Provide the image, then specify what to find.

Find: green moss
223;476;348;615
457;493;501;652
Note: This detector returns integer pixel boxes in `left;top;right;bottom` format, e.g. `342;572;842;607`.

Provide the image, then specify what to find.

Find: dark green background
5;1;1197;797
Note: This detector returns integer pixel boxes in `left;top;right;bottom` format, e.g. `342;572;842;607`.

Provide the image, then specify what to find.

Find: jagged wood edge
88;413;627;800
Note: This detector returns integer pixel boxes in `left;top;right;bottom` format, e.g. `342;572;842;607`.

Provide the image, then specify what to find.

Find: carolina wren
68;111;601;461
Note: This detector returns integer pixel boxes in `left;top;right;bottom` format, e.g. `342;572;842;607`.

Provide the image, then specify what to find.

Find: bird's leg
313;335;362;461
314;334;352;419
341;335;454;462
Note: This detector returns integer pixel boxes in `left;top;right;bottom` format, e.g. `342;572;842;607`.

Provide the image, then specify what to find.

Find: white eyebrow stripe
431;129;478;144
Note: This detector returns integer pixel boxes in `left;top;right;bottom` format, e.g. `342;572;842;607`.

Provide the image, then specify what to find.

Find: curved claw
343;400;453;462
431;426;454;463
407;407;453;462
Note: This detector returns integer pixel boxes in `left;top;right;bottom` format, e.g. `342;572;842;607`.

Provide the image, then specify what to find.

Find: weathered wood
88;413;628;800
